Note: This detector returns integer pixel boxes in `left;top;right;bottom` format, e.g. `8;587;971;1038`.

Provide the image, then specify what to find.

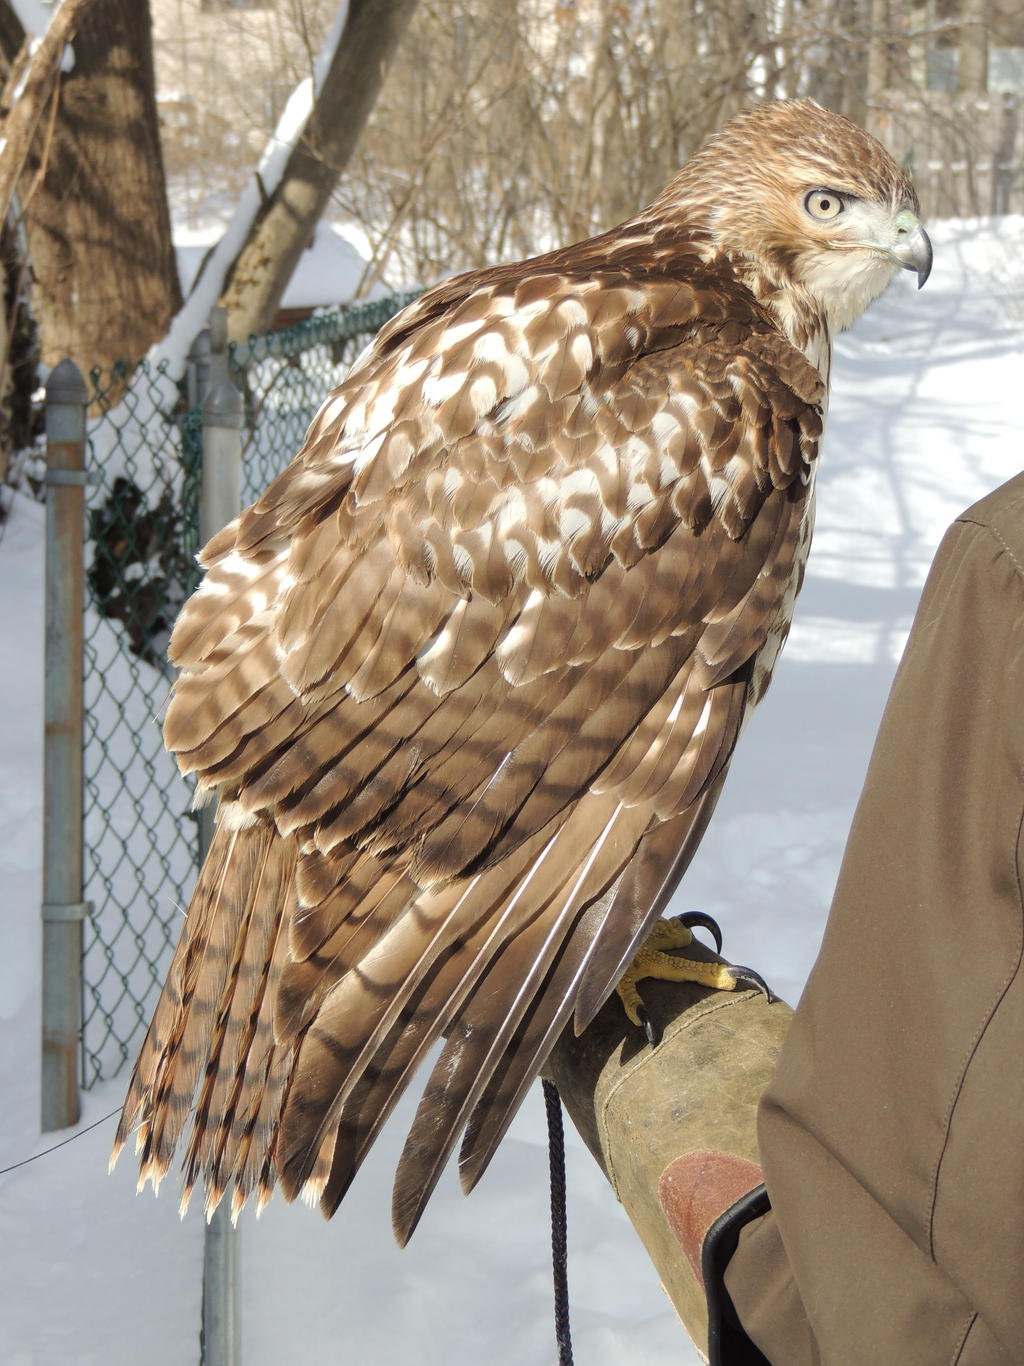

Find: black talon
676;910;724;955
636;1004;660;1047
730;964;775;1003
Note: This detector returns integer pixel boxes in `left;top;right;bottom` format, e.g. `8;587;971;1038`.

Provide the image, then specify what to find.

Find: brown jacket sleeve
723;473;1024;1366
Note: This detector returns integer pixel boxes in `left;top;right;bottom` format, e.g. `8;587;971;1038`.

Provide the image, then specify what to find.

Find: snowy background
2;216;1023;1366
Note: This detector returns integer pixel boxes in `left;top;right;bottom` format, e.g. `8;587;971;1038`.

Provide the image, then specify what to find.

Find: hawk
113;100;931;1243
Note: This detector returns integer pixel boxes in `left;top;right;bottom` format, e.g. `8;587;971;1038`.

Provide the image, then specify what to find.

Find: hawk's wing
115;260;823;1242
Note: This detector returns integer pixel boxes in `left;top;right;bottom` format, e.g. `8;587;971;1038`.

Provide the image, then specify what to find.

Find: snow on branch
157;1;353;380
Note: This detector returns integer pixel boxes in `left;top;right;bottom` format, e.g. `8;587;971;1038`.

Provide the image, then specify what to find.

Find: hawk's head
658;99;931;341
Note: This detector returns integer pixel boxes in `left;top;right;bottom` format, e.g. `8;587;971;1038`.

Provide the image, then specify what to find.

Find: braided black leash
542;1078;575;1366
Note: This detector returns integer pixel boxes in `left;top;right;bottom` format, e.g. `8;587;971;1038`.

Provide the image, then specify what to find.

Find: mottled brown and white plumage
113;100;930;1243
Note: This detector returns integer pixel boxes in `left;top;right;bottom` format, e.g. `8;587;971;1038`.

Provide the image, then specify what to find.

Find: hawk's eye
805;189;845;220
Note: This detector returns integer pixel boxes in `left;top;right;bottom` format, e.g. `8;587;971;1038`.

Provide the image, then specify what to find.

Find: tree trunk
219;0;419;342
0;0;100;230
14;0;181;374
0;0;97;486
866;0;890;105
958;0;989;93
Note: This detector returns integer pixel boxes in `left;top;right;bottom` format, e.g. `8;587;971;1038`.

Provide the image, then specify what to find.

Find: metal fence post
42;359;90;1131
187;326;212;412
198;319;244;1366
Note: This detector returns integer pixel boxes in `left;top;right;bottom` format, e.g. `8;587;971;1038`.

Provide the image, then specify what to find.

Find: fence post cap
209;306;229;355
45;359;89;407
202;376;244;428
188;327;212;365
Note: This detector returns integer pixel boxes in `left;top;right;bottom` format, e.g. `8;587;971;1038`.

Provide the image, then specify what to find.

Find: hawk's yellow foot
617;913;773;1045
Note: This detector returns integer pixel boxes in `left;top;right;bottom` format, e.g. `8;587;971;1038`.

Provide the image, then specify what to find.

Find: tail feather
180;831;292;1213
116;681;746;1235
314;842;571;1216
313;951;489;1220
390;914;569;1243
389;794;649;1243
276;863;415;1039
230;1037;293;1216
281;794;613;1219
457;922;597;1195
274;874;484;1200
134;825;245;1188
112;918;193;1172
112;820;293;1209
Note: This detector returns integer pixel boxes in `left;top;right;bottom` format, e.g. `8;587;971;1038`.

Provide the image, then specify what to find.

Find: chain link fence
80;292;419;1087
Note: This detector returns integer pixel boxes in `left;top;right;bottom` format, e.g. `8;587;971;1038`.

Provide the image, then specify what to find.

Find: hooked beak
890;209;932;289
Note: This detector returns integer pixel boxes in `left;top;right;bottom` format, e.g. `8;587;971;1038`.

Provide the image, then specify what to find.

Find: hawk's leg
616;913;773;1045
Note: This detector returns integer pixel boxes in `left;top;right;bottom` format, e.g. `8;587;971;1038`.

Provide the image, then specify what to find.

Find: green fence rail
79;292;419;1088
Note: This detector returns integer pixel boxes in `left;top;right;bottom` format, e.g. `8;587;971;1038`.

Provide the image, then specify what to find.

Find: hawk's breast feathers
114;99;929;1242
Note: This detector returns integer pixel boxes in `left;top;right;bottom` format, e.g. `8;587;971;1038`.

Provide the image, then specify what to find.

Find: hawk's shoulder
212;247;824;579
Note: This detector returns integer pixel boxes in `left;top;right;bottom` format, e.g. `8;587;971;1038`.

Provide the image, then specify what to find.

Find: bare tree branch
219;0;419;340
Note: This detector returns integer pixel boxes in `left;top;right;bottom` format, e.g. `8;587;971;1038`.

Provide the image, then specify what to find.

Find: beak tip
892;214;932;290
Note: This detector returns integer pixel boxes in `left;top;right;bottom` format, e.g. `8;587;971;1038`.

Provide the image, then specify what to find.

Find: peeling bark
10;0;181;373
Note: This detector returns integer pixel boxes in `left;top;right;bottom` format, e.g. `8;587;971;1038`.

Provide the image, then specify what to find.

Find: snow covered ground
2;217;1022;1366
